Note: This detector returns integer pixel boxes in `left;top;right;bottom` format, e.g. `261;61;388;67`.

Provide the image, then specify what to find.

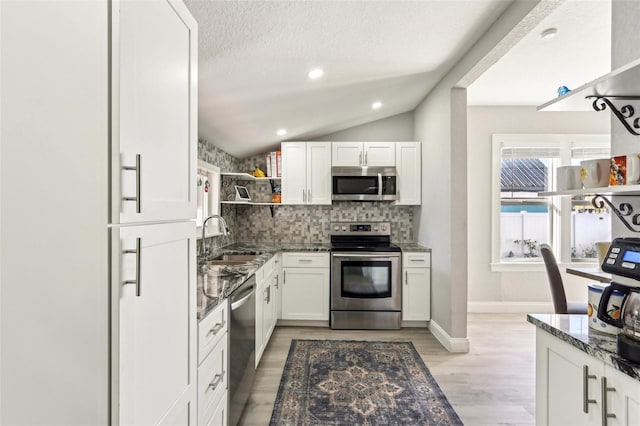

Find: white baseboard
429;320;469;353
467;301;553;313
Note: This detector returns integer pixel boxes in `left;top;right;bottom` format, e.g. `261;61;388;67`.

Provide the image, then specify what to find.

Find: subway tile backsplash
198;138;416;250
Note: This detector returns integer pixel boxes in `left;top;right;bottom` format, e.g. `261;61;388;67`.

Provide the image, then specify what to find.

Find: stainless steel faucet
200;215;231;256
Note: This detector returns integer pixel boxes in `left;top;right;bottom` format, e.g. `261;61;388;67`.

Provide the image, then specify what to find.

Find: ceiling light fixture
541;28;558;39
307;68;324;79
276;129;287;136
371;101;382;110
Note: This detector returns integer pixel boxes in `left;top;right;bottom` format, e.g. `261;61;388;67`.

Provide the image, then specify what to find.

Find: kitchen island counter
527;313;640;381
197;242;330;320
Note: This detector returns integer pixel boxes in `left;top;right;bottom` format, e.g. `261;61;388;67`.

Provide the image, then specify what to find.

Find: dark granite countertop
197;242;331;320
527;314;640;382
394;242;431;252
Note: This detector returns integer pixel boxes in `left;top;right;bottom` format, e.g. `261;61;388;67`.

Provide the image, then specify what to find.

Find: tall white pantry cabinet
1;1;198;425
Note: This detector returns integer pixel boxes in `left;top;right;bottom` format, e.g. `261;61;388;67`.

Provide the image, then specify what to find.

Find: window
197;160;221;238
491;134;610;269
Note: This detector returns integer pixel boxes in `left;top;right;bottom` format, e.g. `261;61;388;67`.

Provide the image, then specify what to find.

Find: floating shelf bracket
592;194;640;232
586;96;640;136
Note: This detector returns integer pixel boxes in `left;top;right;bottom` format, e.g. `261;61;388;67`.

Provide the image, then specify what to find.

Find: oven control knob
334;225;339;231
374;226;378;231
341;226;347;231
381;224;387;231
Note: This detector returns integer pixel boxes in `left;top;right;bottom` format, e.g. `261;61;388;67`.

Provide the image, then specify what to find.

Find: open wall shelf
220;172;281;181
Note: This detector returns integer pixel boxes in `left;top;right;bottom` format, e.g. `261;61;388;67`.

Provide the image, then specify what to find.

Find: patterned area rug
270;340;463;425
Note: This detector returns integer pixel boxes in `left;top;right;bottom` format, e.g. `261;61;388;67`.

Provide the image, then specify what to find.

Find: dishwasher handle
231;280;256;311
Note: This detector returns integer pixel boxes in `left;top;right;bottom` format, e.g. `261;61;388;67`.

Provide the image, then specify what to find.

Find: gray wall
413;0;558;345
313;112;414;142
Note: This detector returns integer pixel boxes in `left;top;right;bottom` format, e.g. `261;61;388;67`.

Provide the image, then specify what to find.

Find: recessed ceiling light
541;28;558;39
276;129;287;136
371;101;382;110
307;68;324;79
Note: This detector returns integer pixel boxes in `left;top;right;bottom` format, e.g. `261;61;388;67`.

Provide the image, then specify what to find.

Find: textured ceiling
184;0;512;158
468;0;611;106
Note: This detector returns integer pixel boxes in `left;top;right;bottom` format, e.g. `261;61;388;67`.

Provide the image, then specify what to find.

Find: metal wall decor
586;96;640;136
592;194;640;233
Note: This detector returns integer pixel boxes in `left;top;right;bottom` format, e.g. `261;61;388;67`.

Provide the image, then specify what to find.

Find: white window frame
196;160;221;239
490;134;609;272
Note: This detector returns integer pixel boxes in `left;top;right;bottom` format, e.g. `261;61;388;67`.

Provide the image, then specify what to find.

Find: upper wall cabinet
281;142;332;205
114;0;197;224
395;142;421;206
332;142;395;167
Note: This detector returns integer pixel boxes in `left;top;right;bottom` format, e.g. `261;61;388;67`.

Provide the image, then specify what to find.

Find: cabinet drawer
198;300;228;365
202;391;227;426
402;252;431;268
282;252;329;268
198;335;227;424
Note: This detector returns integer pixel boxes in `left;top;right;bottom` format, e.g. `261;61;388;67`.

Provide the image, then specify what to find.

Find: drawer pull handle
410;259;426;262
601;376;616;425
209;372;224;391
123;237;142;297
298;259;312;263
582;365;597;413
208;321;225;336
122;154;141;213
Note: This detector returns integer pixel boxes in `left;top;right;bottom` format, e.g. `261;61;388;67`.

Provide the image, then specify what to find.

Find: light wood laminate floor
240;313;536;426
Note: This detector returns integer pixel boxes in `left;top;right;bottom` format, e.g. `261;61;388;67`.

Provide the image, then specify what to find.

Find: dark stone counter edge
527;314;640;382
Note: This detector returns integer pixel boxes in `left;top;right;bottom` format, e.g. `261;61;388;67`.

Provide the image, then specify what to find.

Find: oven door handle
332;253;400;258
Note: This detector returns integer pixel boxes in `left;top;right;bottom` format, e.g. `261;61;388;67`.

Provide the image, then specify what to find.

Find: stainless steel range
330;222;401;329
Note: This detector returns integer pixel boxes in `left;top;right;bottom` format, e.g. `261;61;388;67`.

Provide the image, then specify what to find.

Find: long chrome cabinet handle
123;154;141;213
359;152;362;166
378;173;383;198
365;151;368;166
583;365;597;413
308;189;311;203
302;189;306;203
601;376;616;425
209;372;224;391
405;271;408;285
123;237;142;296
208;321;225;336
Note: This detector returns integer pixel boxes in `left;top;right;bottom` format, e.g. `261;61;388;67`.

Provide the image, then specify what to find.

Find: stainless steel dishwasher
229;275;256;426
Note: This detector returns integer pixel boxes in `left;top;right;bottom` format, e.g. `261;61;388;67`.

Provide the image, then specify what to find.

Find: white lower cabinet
281;253;330;321
256;256;278;367
197;300;229;426
536;329;640;426
401;252;431;321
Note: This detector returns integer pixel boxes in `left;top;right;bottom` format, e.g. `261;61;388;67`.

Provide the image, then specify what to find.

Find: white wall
314;112;414;142
467;106;610;310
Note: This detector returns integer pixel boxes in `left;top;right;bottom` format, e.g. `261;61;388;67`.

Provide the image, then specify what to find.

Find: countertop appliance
330;222;401;329
229;275;256;426
597;237;640;364
331;166;397;201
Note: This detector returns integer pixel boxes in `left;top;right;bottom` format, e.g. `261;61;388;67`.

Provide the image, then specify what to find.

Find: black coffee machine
598;237;640;364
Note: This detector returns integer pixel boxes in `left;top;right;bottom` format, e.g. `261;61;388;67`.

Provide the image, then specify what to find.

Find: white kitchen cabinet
197;300;228;426
114;0;197;225
395;142;422;206
331;142;395;167
281;142;332;205
536;330;640;426
256;256;278;366
401;252;431;321
0;1;198;424
116;221;197;425
281;253;330;321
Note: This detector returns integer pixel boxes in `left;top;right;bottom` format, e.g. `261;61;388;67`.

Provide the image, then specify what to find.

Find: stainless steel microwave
331;167;397;201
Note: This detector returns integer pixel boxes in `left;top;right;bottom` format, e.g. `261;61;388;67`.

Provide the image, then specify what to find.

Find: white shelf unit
220;172;281;181
220;172;282;216
537;57;640;112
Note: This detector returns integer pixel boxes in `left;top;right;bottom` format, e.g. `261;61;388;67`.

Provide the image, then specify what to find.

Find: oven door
331;252;401;311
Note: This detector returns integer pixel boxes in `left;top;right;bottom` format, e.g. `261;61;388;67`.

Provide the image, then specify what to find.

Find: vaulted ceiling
184;0;611;159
